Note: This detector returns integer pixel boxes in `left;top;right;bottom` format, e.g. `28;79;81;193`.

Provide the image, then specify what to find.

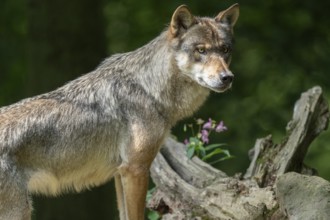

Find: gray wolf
0;4;239;220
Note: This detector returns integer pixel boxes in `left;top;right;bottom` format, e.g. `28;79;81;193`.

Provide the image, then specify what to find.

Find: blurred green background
1;0;330;219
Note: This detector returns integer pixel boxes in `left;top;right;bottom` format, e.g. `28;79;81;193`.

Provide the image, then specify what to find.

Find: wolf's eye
197;47;206;54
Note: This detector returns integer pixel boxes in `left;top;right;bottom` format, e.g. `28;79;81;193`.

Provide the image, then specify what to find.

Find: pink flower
215;121;227;133
203;118;213;130
201;129;209;144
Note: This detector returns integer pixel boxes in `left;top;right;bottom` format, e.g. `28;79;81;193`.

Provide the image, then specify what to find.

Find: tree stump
148;86;329;220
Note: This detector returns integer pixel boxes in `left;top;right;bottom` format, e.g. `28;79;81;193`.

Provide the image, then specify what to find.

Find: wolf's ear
170;5;196;37
215;3;239;28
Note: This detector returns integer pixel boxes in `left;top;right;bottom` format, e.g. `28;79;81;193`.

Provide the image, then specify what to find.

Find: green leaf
187;146;195;159
204;143;227;151
199;145;206;158
183;124;187;132
209;155;235;165
146;187;156;202
189;137;200;145
147;210;160;220
202;148;229;161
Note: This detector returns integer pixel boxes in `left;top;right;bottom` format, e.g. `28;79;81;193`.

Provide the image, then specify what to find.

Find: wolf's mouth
197;77;231;93
211;84;232;93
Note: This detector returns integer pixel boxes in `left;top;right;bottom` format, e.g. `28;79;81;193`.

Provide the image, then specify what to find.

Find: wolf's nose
220;72;234;84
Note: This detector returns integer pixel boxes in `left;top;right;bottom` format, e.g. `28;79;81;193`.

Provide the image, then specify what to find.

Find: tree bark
148;86;329;220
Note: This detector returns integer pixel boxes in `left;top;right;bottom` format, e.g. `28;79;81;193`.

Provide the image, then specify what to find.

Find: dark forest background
1;0;330;219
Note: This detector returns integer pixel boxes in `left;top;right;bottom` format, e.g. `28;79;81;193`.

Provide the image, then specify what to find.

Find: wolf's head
169;4;239;93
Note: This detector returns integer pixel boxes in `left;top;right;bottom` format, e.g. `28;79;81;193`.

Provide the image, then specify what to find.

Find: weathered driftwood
148;86;329;220
276;172;330;220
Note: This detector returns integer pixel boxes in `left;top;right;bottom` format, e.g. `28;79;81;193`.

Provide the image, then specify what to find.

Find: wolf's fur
0;4;239;220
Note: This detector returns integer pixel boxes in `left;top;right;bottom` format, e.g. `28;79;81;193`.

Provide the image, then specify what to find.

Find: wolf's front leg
118;163;150;220
115;121;166;220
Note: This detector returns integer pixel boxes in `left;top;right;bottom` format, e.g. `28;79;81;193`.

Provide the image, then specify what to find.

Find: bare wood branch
244;86;329;186
148;86;329;219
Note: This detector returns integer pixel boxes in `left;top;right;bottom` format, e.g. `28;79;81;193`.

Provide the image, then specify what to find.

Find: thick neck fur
59;30;210;125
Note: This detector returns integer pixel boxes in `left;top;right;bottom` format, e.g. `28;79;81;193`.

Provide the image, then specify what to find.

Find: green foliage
147;211;160;220
0;0;27;104
184;119;233;165
146;187;161;220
